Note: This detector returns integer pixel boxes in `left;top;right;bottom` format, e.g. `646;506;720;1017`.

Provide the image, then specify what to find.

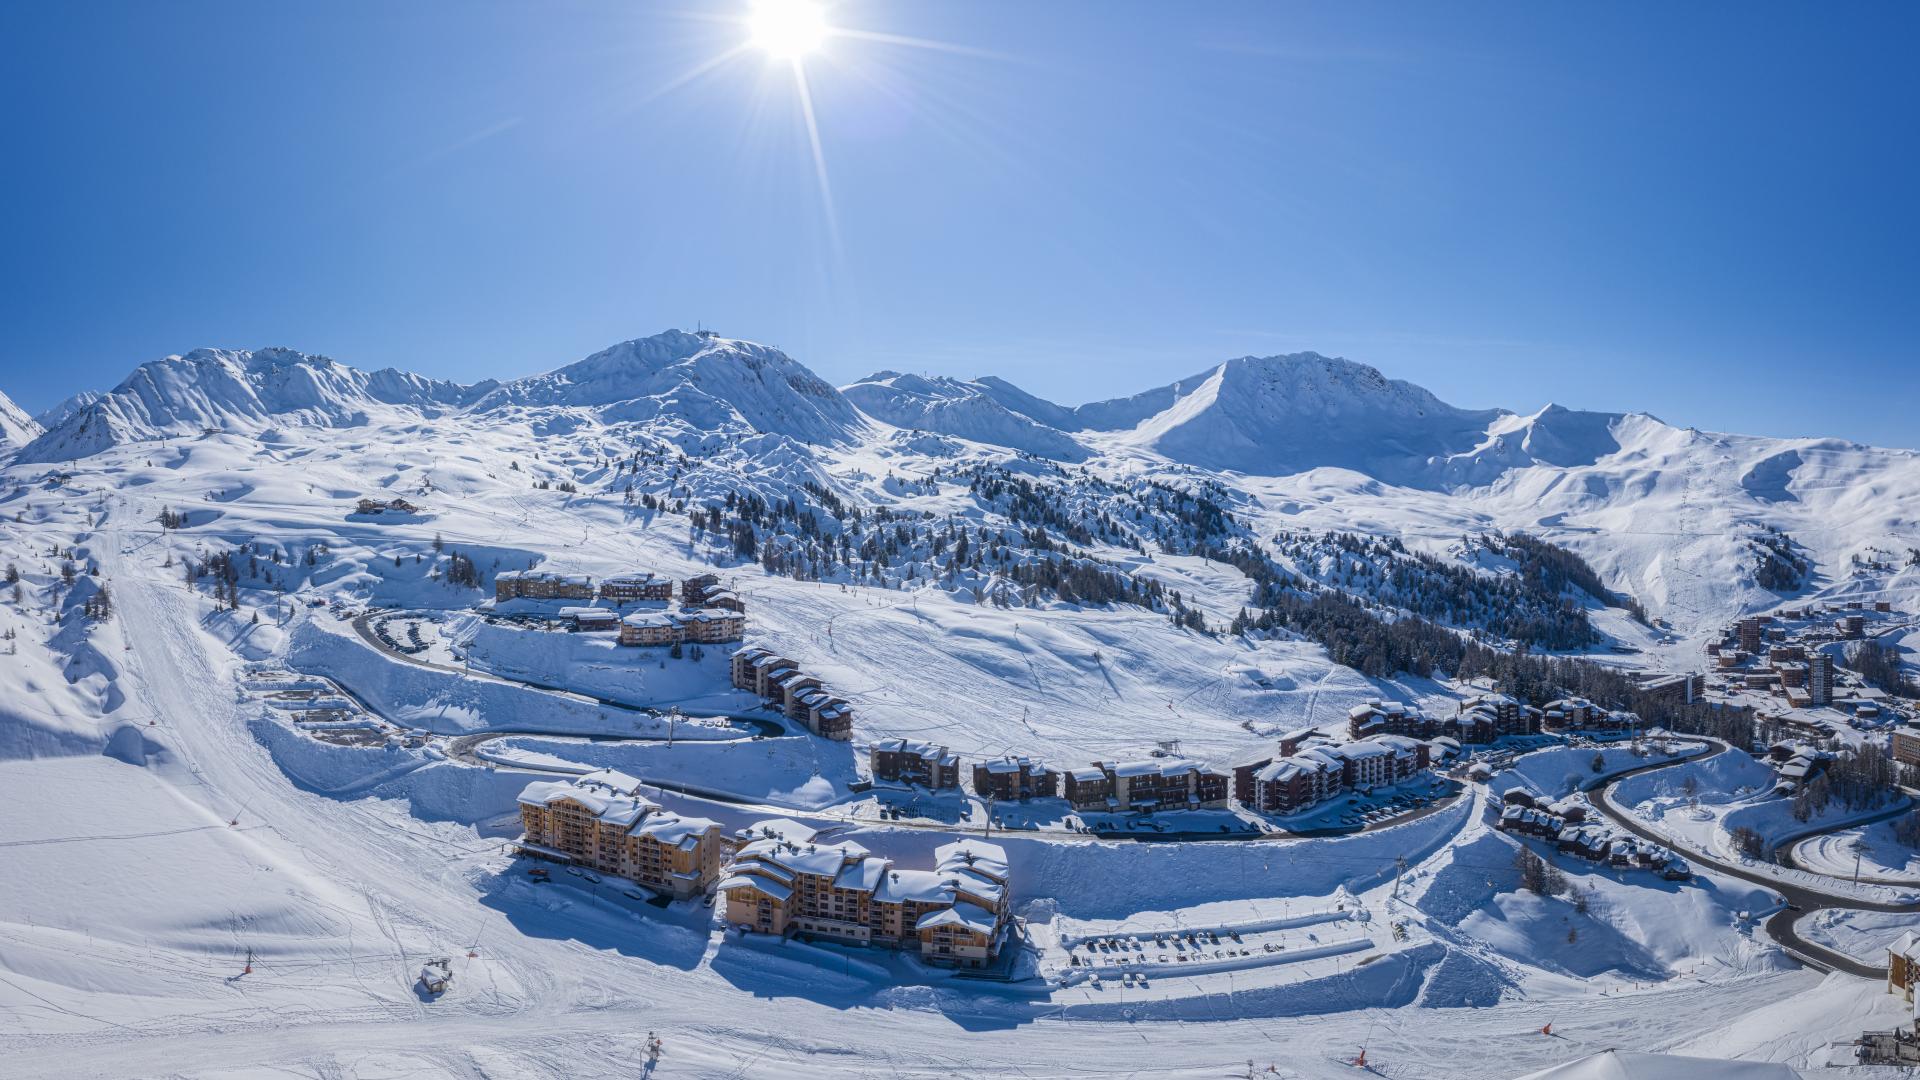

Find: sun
747;0;829;59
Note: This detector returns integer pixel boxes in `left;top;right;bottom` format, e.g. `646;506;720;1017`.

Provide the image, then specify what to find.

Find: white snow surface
0;388;41;447
841;370;1090;461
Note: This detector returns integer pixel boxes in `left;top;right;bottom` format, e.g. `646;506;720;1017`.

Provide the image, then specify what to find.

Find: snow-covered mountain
0;390;40;448
962;352;1631;487
15;329;1920;638
1102;353;1500;482
31;389;100;432
16;347;493;462
842;371;1089;461
474;330;864;446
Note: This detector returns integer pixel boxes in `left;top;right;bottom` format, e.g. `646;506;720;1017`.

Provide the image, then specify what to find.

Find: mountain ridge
0;390;40;448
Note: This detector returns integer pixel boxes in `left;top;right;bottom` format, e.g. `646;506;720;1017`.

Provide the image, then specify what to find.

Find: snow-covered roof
1111;758;1196;778
875;867;952;904
636;811;718;848
603;572;666;586
516;778;658;829
1256;753;1333;782
577;768;643;794
915;901;998;937
621;611;678;629
872;738;956;764
1327;740;1392;760
498;570;591;585
934;839;1009;883
1297;747;1350;770
1367;734;1424;752
834;855;889;893
718;874;792;903
735;838;868;879
735;818;818;845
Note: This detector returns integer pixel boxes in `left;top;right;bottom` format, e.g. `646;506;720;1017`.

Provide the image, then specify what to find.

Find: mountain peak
0;388;41;449
842;371;1088;461
16;345;490;463
475;330;863;446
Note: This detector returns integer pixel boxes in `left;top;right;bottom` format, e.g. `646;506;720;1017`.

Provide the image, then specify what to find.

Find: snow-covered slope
12;329;1920;643
1513;1049;1803;1080
1105;353;1501;484
31;389;100;432
0;389;40;448
842;371;1089;460
474;330;864;445
17;347;492;462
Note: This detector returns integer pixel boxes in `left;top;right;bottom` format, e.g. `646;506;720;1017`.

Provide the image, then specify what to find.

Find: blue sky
2;2;1915;445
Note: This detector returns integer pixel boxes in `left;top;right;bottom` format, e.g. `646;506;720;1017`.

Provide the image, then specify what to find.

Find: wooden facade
516;773;724;900
718;832;1011;969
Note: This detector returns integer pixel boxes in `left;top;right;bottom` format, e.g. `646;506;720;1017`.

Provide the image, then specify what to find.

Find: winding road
1586;739;1919;979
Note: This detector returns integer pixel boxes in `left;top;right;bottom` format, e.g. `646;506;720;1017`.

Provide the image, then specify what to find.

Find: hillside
0;389;39;447
16;347;492;462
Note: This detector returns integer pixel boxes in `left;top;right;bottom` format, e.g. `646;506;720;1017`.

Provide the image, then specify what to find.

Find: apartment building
1808;652;1836;706
1235;752;1339;815
729;647;853;741
869;739;962;789
617;607;747;647
1235;733;1433;817
1891;726;1920;769
1455;693;1542;742
682;573;722;606
1636;672;1705;706
971;756;1059;801
717;831;1011;968
703;589;746;613
1347;700;1436;740
1541;697;1604;730
495;570;594;602
516;770;724;900
1063;758;1230;812
599;572;673;602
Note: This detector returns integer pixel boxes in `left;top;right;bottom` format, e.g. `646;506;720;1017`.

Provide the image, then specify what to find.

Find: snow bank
1798;908;1920;965
1496;741;1705;801
287;617;731;740
251;716;539;824
487;734;857;808
451;616;759;714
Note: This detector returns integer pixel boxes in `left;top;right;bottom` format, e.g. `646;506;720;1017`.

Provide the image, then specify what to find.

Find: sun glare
748;0;828;59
